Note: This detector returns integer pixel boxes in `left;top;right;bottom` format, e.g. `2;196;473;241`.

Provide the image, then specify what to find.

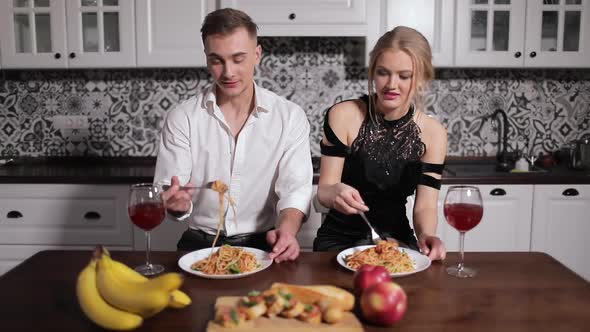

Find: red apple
353;265;390;296
360;281;407;326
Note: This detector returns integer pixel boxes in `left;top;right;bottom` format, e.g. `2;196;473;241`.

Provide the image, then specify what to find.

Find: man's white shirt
154;82;313;236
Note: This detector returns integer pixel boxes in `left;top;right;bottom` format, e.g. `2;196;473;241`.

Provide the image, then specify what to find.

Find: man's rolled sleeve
274;105;313;220
154;102;193;186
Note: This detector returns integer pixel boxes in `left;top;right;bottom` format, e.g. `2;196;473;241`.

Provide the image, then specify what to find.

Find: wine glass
128;183;166;275
443;185;483;278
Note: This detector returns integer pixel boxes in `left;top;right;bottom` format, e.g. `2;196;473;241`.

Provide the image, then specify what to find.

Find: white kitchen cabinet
438;184;534;252
133;215;187;251
382;0;455;67
0;244;131;276
0;0;67;68
0;184;134;276
0;0;135;69
297;185;322;252
524;0;590;67
455;0;590;67
135;0;216;67
531;185;590;281
220;0;380;63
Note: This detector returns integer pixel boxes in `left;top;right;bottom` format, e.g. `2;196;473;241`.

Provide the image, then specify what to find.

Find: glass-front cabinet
456;0;527;66
456;0;590;67
0;0;68;68
65;0;135;68
525;0;590;67
0;0;135;68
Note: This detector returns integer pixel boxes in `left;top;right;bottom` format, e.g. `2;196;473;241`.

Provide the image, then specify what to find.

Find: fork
161;181;215;191
358;211;386;243
358;211;411;248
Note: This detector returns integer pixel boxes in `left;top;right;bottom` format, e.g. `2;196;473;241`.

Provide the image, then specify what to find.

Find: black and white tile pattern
1;37;589;158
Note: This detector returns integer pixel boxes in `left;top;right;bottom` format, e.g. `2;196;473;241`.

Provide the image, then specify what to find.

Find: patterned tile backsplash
1;37;589;158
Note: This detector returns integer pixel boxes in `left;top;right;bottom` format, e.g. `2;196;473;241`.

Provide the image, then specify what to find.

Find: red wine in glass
444;203;483;232
128;183;166;276
443;186;483;278
129;202;165;231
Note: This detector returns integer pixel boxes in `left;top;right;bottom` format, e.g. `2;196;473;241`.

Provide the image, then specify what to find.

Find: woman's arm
413;115;448;260
316;102;369;214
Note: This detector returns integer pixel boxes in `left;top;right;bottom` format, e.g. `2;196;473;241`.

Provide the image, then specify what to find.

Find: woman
314;26;447;260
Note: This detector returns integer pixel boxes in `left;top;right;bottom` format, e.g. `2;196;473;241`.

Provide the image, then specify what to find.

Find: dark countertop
2;250;590;332
0;157;156;184
0;156;589;185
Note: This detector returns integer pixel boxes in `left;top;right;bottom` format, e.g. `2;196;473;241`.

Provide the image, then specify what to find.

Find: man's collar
202;81;271;115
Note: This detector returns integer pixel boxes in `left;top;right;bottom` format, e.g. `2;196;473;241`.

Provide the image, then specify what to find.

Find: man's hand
266;228;300;263
417;234;446;261
161;176;195;217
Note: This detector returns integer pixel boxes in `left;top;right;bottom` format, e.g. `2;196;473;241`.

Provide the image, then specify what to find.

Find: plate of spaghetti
337;240;430;277
178;245;272;279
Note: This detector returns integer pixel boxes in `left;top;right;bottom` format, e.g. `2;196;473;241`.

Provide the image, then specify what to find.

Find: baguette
270;283;354;311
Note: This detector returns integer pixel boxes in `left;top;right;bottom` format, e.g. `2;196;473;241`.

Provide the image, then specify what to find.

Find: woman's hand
417;234;446;261
318;183;369;215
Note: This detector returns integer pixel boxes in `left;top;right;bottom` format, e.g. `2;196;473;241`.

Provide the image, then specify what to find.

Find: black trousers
177;228;272;252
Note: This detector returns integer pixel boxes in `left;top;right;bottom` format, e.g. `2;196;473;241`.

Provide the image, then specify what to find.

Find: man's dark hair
201;8;258;44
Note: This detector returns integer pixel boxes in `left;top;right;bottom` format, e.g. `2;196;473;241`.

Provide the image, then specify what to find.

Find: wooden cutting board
206;296;364;332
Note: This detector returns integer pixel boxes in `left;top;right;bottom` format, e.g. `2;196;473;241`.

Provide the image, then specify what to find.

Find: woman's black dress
313;95;443;252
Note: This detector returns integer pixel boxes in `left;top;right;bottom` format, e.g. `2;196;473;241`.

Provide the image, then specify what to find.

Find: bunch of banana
76;247;192;331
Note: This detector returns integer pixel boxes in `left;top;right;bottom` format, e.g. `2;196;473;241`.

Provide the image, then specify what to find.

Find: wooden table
1;250;589;331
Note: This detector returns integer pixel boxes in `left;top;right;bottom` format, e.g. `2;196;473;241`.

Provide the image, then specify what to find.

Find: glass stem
458;231;465;271
145;231;152;267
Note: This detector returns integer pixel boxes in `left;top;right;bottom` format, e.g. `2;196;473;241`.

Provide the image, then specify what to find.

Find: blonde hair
367;26;434;124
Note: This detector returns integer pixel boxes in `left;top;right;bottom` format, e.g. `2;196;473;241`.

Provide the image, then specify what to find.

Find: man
154;8;313;263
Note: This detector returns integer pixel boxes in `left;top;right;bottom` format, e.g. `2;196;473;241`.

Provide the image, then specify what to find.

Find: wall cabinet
220;0;380;63
455;0;590;67
0;0;135;69
438;184;534;252
382;0;455;67
135;0;215;67
0;184;133;276
531;185;590;281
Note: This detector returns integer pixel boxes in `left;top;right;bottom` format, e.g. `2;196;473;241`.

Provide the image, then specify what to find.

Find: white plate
178;246;273;279
336;245;431;277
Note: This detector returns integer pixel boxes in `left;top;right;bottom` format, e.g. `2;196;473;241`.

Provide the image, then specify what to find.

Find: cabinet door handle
562;188;579;196
54;52;61;59
288;13;296;20
529;51;537;58
84;211;101;220
7;211;23;219
69;52;76;59
514;51;522;58
490;188;506;196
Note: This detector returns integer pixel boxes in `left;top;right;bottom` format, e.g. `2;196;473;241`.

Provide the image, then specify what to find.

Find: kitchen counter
0;157;156;184
1;250;589;332
0;156;589;184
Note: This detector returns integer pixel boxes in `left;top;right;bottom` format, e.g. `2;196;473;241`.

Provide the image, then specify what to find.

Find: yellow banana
107;256;191;308
104;255;184;292
169;290;192;308
76;259;143;330
96;254;172;318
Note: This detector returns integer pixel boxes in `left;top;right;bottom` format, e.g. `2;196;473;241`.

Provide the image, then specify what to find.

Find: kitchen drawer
0;244;133;276
0;184;132;246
